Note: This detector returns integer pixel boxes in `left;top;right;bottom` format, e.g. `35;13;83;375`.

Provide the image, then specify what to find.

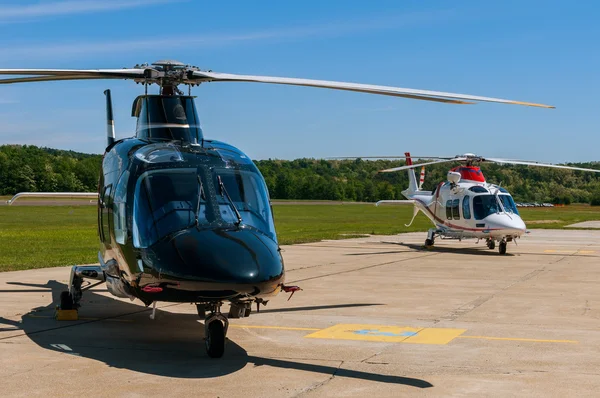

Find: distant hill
2;145;600;204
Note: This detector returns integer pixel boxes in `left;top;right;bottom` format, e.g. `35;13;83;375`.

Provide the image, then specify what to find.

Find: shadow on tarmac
0;280;432;388
365;241;516;256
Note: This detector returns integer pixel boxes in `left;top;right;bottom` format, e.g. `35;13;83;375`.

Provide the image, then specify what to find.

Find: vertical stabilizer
404;152;418;193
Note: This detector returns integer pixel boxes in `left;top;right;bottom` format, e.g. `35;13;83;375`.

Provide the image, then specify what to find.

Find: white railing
7;192;98;205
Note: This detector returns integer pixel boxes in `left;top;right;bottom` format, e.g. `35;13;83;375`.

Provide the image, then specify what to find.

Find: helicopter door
100;185;112;244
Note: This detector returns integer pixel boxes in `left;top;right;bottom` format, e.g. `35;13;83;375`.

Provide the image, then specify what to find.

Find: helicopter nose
485;214;526;236
146;227;284;287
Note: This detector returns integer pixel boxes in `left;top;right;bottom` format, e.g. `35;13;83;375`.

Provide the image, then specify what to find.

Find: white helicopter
375;153;600;254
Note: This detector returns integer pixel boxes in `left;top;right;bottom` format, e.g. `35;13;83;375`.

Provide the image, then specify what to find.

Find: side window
452;199;460;219
446;200;452;220
463;196;471;219
113;170;130;245
100;185;112;243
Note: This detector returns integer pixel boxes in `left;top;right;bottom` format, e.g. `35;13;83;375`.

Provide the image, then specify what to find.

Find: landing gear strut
425;229;436;247
203;303;228;358
60;265;105;310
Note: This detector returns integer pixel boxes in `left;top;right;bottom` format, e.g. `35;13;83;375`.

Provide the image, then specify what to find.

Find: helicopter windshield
499;194;519;215
132;166;275;248
473;194;519;220
213;167;275;238
133;168;210;248
135;96;202;144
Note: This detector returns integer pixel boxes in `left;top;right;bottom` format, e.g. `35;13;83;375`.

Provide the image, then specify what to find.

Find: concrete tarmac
1;230;599;397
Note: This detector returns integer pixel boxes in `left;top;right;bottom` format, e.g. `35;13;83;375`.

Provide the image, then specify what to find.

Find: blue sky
0;0;598;162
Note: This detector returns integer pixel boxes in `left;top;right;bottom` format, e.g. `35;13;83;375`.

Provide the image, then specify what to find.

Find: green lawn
1;204;599;271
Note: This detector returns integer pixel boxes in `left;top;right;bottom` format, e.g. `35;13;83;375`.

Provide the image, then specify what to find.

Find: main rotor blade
0;68;148;86
190;71;554;108
379;158;466;173
328;155;456;160
0;75;124;85
484;158;600;173
0;68;145;76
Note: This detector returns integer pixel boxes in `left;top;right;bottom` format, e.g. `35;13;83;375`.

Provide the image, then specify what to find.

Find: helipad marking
305;324;466;344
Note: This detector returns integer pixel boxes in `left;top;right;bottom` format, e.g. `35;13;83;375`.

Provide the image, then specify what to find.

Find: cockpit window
135;96;202;144
469;186;488;193
133;168;209;248
499;195;519;215
472;194;519;219
213;168;275;239
472;195;500;220
132;166;275;248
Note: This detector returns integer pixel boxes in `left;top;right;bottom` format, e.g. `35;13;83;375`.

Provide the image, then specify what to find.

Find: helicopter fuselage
98;137;285;306
397;163;526;254
408;179;526;241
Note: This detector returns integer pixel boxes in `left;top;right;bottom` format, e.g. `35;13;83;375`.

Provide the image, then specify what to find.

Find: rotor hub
132;60;207;92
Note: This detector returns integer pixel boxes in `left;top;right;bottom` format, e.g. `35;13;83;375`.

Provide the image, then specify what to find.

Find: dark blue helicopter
0;60;553;357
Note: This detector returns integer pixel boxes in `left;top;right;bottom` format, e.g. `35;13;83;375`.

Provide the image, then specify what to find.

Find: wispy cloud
0;0;181;23
0;98;19;104
0;10;456;60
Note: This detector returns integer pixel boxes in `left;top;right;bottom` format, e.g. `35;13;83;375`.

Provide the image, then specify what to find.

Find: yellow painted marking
457;335;578;344
305;324;465;345
229;325;320;331
403;327;467;345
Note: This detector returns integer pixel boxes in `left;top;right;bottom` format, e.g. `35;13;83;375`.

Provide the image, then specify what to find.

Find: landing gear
425;229;436;247
486;239;496;250
206;320;225;358
60;291;74;310
59;265;105;310
499;240;507;255
203;303;228;358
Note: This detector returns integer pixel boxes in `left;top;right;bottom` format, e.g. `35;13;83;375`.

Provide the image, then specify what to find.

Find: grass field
1;204;599;272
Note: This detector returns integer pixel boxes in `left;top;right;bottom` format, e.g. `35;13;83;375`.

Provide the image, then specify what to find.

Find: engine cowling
447;171;461;184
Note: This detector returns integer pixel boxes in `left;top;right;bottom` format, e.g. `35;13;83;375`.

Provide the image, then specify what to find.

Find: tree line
2;145;600;205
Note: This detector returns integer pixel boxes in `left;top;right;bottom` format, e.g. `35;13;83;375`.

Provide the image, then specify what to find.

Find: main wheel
487;240;496;250
205;320;225;358
425;238;434;247
60;291;74;310
499;241;507;255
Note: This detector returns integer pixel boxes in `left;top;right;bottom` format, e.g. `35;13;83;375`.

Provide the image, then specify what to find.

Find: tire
60;291;74;310
488;240;496;250
425;239;434;247
205;321;225;358
499;242;507;255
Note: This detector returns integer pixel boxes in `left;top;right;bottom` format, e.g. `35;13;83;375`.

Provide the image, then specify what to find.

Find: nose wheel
498;240;507;255
203;303;228;358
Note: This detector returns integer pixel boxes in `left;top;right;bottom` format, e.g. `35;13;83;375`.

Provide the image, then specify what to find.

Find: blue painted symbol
353;329;417;337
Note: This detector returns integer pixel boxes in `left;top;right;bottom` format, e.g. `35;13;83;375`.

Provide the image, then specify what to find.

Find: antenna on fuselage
103;89;115;147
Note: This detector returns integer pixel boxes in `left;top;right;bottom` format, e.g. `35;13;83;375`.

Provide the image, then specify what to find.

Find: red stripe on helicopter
404;152;413;166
